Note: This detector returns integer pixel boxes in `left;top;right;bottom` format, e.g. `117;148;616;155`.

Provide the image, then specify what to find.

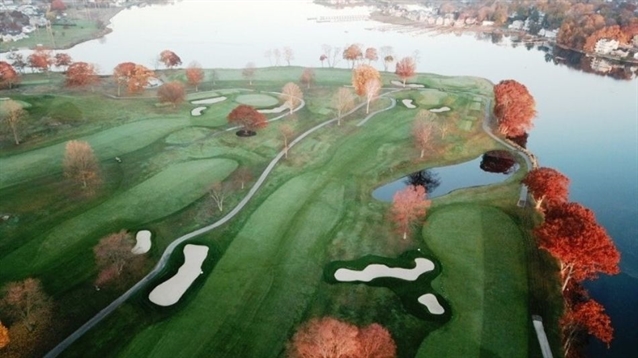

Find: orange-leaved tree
1;278;51;332
358;323;397;358
493;79;536;137
227;105;268;136
281;82;303;114
65;62;99;88
27;49;52;75
0;61;20;89
159;50;182;69
343;44;363;68
1;99;26;145
352;64;380;101
365;47;378;64
279;123;294;159
300;68;315;89
0;321;9;349
561;299;614;357
390;185;430;240
332;87;355;126
157;81;186;108
186;61;204;91
63;140;101;191
113;62;136;96
395;57;416;86
534;202;620;292
522;167;570;210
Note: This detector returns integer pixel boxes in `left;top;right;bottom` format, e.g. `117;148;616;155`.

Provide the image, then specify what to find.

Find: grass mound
165;127;211;145
235;94;279;108
417;204;528;358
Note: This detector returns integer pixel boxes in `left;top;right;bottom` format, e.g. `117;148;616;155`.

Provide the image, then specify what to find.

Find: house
508;20;524;30
590;58;612;73
465;17;477;25
482;20;494;26
611;49;629;58
594;39;619;54
632;35;638;47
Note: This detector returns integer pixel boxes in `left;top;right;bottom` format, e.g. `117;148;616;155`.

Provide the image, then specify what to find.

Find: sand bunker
191;96;227;105
131;230;152;255
258;104;289;114
391;80;425;88
191;107;206;116
418;293;445;314
149;244;209;306
402;99;416;109
429;107;451;113
334;258;434;282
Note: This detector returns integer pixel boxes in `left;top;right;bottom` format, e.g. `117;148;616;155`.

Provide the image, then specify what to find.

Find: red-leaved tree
534;202;620;292
365;47;379;64
493;80;536;137
0;61;20;89
343;44;363;68
395;57;416;86
358;323;397;358
300;68;315;89
391;185;430;240
27;49;52;75
65;62;99;88
113;62;136;96
186;61;204;91
54;53;72;71
93;230;136;287
1;278;51;332
227;105;268;136
159;50;182;70
522;167;570;210
561;299;614;357
157;81;186;108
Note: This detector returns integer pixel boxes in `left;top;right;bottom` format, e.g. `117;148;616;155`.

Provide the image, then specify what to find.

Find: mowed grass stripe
0;159;237;286
0;117;188;189
119;175;344;358
417;204;528;358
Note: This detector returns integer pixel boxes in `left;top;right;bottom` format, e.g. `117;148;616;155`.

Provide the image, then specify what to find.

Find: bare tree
279;124;294;159
273;48;281;67
63;140;101;191
283;46;294;66
281;82;303;114
332;87;354;126
1;278;52;332
1;99;26;145
242;62;256;85
209;182;230;212
264;49;272;66
233;167;253;190
93;230;137;287
364;78;381;114
413;117;436;159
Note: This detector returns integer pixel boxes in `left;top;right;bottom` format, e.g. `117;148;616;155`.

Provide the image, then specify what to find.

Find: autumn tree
159;50;182;70
54;52;72;70
332;87;355;126
0;321;8;349
493;80;536;137
209;182;230;212
380;45;393;71
413;117;436;159
391;185;430;240
233;167;253;190
359;323;397;358
383;55;394;72
63;140;101;191
364;78;381;114
561;299;614;357
113;62;135;96
1;99;26;145
395;57;416;86
322;44;342;68
480;150;517;174
94;230;136;287
0;61;20;89
186;61;204;91
279;124;294;159
352;64;380;98
51;0;66;12
288;317;361;358
1;278;51;332
283;46;295;66
281;82;303;114
157;81;186;109
300;68;315;89
66;62;99;88
534;202;620;292
365;47;378;64
227;104;268;136
7;52;26;74
319;54;327;67
127;64;154;94
522;167;570;210
343;44;363;68
242;62;256;85
27;49;53;75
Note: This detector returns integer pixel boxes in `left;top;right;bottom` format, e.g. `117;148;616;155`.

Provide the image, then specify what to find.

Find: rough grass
417;204;529;358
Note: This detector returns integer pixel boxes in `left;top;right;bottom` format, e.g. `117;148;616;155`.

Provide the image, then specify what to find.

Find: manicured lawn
0;19;103;52
417;204;529;358
234;93;280;108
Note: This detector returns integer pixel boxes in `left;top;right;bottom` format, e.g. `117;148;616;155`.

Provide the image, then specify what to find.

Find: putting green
417;204;528;358
0;159;238;281
235;94;279;108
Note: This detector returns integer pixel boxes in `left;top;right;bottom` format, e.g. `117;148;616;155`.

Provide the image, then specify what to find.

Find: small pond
372;153;518;202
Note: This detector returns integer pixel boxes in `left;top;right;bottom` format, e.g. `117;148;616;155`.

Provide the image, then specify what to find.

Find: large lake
8;1;638;356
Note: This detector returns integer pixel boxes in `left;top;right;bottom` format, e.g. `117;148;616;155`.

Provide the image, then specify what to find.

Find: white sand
334;258;434;282
258;104;289;114
191;106;206;116
418;293;445;314
391;80;425;88
402;99;416;109
148;244;209;306
191;96;227;105
429;107;450;113
131;230;152;255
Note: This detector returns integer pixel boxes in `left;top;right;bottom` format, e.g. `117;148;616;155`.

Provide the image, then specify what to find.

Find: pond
372;154;518;202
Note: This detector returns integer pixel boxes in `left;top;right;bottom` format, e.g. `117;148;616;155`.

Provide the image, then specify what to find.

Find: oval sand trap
149;244;209;306
131;230;152;255
191;96;227;105
402;99;416;109
391;80;425;88
191;106;206;116
334;258;434;282
418;293;445;314
430;107;451;113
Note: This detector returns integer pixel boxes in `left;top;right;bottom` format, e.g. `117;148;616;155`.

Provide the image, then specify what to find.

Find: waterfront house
594;39;620;54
